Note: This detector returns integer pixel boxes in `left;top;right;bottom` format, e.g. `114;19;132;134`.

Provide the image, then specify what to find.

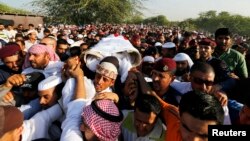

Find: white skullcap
173;53;194;67
142;56;155;63
77;34;84;39
27;30;37;35
154;42;162;47
162;42;176;49
38;75;62;91
96;62;118;79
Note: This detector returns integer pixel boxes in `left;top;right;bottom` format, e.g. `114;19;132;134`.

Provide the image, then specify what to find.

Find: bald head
40;37;57;51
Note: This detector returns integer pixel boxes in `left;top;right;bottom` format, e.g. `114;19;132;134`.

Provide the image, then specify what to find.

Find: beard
175;68;189;76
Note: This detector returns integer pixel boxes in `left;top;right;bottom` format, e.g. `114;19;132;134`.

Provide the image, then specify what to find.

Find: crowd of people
0;22;250;141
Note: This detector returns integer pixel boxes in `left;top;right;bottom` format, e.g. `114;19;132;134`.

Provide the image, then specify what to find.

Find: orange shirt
159;98;182;141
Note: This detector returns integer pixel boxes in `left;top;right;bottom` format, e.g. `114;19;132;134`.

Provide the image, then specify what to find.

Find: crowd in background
0;22;250;141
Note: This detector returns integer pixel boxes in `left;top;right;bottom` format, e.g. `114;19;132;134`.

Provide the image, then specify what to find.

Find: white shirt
22;61;64;78
60;99;88;141
22;104;63;141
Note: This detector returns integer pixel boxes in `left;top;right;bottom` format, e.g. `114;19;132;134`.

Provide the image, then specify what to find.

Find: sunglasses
192;77;214;86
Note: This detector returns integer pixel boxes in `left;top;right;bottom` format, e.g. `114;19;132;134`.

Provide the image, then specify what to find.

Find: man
0;23;8;42
173;53;193;82
38;75;64;109
0;103;63;140
122;94;165;141
198;38;231;83
0;43;24;84
24;29;39;52
61;57;122;141
40;37;57;51
172;62;231;124
22;44;62;78
154;90;224;141
56;39;69;61
0;106;24;141
151;58;182;106
161;42;177;58
62;56;120;110
213;28;248;79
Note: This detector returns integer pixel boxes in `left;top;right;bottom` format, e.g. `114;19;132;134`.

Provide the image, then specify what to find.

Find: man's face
0;24;4;30
123;73;138;106
180;112;217;141
41;38;56;51
215;35;231;52
3;54;23;71
134;108;157;137
29;32;37;40
28;52;49;69
199;45;213;60
56;44;68;55
239;105;250;125
175;61;189;76
190;71;215;94
94;73;115;92
152;70;174;96
38;87;58;108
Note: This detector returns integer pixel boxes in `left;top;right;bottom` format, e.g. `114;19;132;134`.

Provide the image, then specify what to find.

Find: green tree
143;15;169;25
32;0;145;25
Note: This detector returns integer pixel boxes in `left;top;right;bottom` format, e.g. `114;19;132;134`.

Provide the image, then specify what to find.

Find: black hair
134;94;161;115
190;62;214;75
215;28;231;38
100;56;119;71
179;90;224;125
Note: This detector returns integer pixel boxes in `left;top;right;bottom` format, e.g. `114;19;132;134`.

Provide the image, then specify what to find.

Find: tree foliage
143;15;169;25
32;0;145;25
182;10;250;36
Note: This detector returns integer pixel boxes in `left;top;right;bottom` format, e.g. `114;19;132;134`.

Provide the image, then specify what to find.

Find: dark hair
215;28;231;38
134;94;161;115
57;39;68;46
54;82;64;99
100;56;119;71
190;62;214;75
69;46;81;57
179;90;224;125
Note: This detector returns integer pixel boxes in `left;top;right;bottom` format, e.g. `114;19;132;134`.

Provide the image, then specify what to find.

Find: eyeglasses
192;77;214;86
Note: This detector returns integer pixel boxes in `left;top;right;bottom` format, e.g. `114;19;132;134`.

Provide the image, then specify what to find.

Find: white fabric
60;76;113;141
22;61;64;78
154;42;162;47
97;62;118;74
83;34;141;83
61;77;95;113
24;40;39;52
142;56;155;63
60;99;87;141
173;53;194;68
22;104;63;141
38;75;62;91
162;42;175;48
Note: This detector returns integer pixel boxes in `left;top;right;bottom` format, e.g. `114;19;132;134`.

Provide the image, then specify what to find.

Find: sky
1;0;250;21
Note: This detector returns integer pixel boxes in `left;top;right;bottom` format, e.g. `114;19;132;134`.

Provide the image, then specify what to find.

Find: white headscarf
173;53;194;67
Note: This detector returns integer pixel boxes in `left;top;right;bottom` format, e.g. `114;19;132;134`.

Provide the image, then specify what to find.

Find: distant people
24;30;39;52
161;42;177;58
213;28;248;79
